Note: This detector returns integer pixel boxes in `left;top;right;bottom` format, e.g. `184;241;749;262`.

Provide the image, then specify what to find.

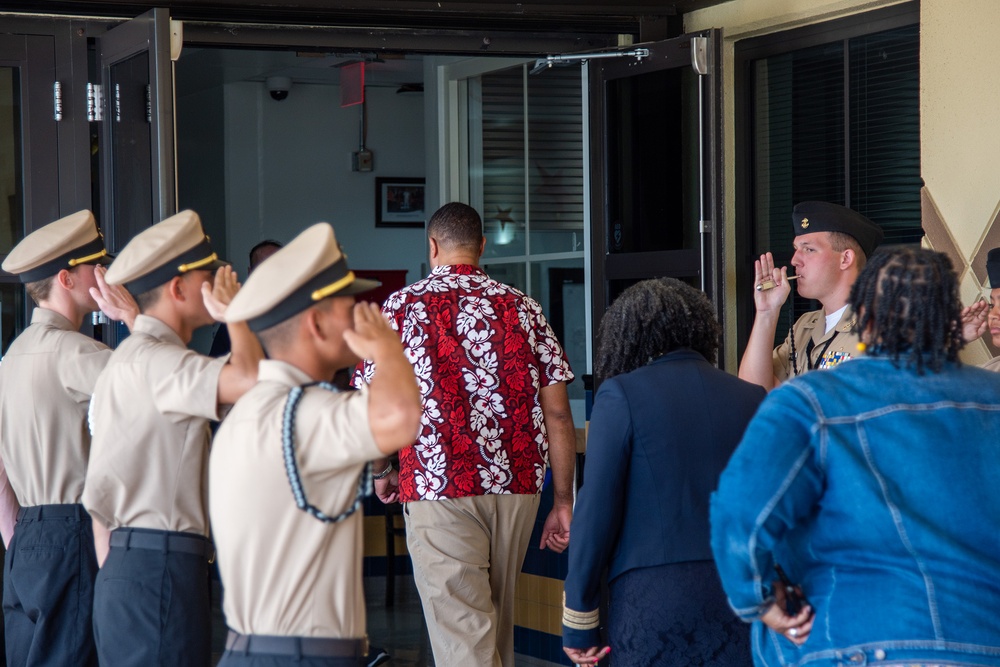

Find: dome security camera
266;76;292;101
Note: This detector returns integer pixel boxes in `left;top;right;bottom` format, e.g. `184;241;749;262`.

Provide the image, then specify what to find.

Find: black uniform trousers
218;653;365;667
93;527;212;667
2;504;98;667
219;632;369;667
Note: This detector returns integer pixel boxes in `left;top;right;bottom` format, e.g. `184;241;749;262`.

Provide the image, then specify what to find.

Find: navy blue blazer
562;349;765;647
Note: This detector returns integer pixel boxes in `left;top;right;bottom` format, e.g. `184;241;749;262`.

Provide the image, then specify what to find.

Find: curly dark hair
596;278;721;380
849;247;963;375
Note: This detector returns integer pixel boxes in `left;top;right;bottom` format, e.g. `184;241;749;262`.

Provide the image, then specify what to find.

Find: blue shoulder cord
281;381;373;523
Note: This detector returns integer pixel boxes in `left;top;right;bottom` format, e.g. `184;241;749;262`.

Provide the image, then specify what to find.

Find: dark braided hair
849;247;963;375
596;278;721;380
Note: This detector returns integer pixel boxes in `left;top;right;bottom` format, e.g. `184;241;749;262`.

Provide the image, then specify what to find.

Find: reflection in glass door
469;64;588;406
97;8;176;253
603;64;703;305
0;67;21;255
106;51;154;251
0;65;25;352
590;32;723;379
0;33;61;354
96;8;177;346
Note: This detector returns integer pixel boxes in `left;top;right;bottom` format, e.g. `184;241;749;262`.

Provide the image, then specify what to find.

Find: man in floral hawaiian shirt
356;202;576;667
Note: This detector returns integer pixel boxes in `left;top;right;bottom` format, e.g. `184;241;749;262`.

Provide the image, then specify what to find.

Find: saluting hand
752;252;792;313
202;266;241;323
90;265;139;330
960;299;989;343
343;302;403;362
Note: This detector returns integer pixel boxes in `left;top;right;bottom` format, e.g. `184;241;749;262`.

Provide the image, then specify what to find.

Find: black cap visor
124;238;229;295
246;258;381;332
18;236;112;283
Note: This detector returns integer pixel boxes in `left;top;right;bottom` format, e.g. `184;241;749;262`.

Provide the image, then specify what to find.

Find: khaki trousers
404;493;541;667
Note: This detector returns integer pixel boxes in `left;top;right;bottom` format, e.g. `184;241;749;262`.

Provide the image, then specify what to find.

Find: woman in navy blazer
563;278;765;666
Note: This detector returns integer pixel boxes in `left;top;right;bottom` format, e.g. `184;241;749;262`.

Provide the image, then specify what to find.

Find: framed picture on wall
375;177;426;228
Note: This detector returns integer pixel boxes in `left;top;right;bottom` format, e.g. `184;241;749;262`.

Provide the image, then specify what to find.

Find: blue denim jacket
711;357;1000;667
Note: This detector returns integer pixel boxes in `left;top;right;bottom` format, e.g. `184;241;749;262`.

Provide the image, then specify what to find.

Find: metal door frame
588;30;724;376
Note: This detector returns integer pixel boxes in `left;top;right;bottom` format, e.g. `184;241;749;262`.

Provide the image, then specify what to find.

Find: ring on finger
789;628;799;637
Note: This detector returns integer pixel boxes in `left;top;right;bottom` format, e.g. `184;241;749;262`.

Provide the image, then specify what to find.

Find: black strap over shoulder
281;381;372;523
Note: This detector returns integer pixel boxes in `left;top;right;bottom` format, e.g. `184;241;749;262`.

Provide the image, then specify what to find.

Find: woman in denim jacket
711;247;1000;667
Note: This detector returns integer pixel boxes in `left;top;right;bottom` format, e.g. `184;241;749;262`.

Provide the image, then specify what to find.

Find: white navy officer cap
2;210;111;282
226;223;380;332
105;210;229;294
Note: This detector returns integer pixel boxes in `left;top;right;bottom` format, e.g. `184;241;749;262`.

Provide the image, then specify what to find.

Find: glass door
589;31;723;376
0;34;60;353
441;57;590;417
97;7;178;252
96;8;178;344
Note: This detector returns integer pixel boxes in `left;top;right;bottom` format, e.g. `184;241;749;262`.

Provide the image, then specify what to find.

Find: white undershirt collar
825;305;848;335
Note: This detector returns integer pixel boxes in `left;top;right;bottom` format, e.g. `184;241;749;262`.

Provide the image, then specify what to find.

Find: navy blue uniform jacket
563;349;765;647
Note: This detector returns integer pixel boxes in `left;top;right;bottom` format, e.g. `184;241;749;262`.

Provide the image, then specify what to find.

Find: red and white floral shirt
354;264;573;502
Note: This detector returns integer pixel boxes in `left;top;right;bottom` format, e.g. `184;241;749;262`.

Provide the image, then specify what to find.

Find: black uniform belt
225;631;368;658
17;503;88;521
109;527;214;560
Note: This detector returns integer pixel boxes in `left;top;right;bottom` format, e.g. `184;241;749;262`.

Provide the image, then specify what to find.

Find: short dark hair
249;240;282;271
849;247;963;375
256;312;299;357
133;284;164;313
427;202;483;252
596;278;721;380
256;297;334;357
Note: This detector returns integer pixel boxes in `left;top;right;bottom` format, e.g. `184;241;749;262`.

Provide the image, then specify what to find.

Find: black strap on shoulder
281;381;372;523
805;332;838;372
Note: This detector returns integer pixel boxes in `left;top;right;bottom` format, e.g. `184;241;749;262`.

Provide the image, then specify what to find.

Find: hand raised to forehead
343;301;402;362
202;266;242;323
90;265;138;329
960;299;989;343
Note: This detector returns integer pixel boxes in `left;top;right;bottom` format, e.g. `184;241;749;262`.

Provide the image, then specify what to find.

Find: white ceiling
176;47;427;97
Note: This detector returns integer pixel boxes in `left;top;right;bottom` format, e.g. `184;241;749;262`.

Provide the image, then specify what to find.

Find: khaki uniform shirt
983;356;1000;373
83;314;225;536
210;360;380;638
772;307;861;383
0;308;110;506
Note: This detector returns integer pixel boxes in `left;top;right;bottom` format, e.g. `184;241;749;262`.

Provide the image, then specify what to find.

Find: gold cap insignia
801;217;810;228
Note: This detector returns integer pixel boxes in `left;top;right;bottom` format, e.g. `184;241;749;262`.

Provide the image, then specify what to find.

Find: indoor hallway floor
211;574;562;666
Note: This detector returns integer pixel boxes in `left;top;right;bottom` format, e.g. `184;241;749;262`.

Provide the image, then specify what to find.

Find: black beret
987;247;1000;288
792;201;884;258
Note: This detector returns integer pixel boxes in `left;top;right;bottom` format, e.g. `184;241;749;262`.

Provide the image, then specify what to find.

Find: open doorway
174;48;432;351
174;46;592;425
